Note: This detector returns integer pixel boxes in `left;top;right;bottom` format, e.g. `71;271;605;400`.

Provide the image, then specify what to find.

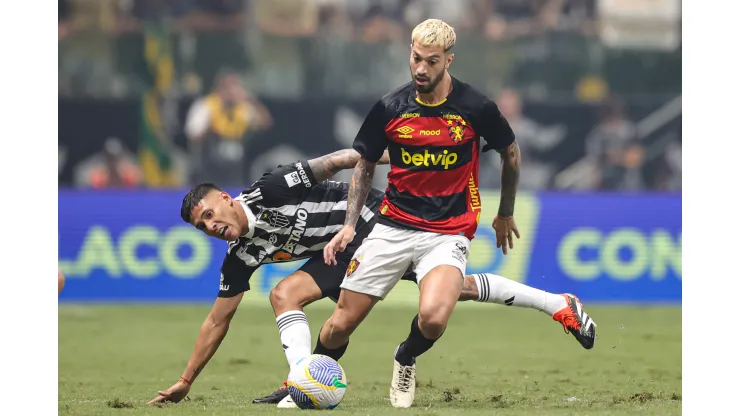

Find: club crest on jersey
346;257;361;276
447;118;467;143
260;210;291;228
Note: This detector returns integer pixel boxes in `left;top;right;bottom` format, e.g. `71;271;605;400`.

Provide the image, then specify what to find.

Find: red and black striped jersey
353;77;515;240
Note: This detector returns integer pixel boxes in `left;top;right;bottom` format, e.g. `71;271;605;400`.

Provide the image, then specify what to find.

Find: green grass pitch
59;301;681;415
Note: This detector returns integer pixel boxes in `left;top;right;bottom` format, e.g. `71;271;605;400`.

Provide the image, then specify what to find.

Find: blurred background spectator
480;87;566;190
583;98;644;191
58;0;681;192
73;138;143;189
186;69;272;186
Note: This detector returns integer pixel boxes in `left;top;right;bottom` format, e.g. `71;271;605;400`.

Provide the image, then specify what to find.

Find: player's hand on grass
148;380;191;404
324;226;355;266
492;215;520;255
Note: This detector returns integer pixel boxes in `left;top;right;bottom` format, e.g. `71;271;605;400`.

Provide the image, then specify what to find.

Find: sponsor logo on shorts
419;129;441;136
380;204;389;215
396;126;415;139
400;113;420;118
452;242;468;263
346;257;361;276
219;273;230;292
400;148;459;169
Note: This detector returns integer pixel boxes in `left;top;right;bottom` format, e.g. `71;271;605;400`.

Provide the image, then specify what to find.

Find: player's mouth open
219;226;228;237
415;77;429;85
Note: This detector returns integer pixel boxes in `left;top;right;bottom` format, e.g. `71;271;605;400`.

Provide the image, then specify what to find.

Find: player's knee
326;307;361;338
270;278;321;312
324;314;352;339
269;284;297;310
418;304;452;338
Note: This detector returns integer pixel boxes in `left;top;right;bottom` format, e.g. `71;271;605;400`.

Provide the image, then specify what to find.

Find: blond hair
411;19;456;52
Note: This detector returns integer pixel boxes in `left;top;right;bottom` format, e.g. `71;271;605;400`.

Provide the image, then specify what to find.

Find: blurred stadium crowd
58;0;681;192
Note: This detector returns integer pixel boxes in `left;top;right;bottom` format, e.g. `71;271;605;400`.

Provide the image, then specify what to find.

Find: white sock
276;310;312;370
472;273;567;316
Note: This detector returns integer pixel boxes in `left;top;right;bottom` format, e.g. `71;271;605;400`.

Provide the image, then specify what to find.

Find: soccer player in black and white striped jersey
147;148;597;407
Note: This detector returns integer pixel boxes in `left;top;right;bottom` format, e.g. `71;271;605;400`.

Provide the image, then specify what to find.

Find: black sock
313;331;349;361
394;315;440;366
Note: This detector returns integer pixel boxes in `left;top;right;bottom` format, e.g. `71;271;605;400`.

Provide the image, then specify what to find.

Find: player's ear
446;53;455;69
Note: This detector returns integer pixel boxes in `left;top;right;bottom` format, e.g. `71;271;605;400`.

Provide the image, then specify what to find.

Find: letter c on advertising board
558;227;681;282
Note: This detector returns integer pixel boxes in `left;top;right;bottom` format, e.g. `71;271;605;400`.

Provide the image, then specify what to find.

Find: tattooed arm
344;158;376;227
308;149;389;182
496;140;521;217
322;156;377;265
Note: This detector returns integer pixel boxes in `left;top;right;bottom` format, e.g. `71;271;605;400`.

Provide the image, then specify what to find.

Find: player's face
409;43;453;94
190;191;243;241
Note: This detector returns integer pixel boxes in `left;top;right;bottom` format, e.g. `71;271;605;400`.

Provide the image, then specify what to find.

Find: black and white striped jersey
218;159;384;298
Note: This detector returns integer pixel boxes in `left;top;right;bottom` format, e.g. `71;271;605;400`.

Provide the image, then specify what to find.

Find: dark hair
181;183;223;223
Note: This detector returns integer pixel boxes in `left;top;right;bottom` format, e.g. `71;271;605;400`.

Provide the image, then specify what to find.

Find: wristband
179;376;192;385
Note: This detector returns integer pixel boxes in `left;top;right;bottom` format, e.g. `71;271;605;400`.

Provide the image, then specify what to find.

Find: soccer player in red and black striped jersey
320;19;523;408
143;148;596;408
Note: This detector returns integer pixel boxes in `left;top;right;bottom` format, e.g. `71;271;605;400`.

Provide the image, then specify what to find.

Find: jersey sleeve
352;99;390;163
217;248;257;298
476;99;516;153
249;159;320;207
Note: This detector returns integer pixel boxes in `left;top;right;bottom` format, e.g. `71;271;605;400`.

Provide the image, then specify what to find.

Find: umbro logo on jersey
396;126;414;139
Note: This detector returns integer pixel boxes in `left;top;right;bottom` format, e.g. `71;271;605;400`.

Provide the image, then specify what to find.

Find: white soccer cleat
277;394;297;409
390;348;416;408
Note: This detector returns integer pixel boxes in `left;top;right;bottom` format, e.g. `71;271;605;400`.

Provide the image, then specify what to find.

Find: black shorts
299;222;417;301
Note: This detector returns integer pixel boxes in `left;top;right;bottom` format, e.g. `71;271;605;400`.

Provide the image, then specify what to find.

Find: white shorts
340;224;471;299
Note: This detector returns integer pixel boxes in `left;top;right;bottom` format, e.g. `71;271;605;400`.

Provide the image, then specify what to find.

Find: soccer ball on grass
287;354;347;409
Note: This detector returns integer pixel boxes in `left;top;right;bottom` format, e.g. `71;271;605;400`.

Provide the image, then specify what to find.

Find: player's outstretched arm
308;149;389;182
492;140;522;255
323;157;376;265
58;267;65;294
148;294;244;404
